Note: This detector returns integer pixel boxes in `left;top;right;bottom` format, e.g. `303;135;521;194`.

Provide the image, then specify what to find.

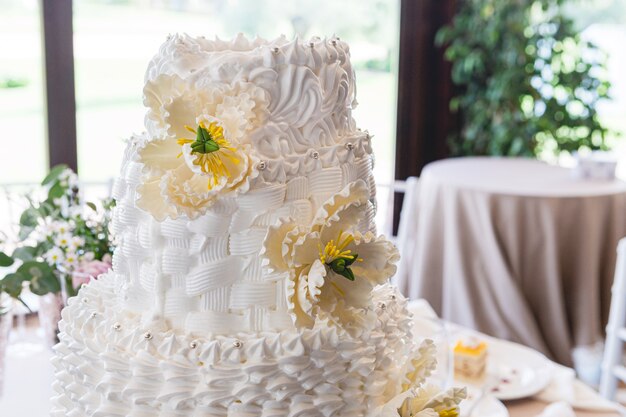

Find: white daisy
54;233;72;248
63;252;79;269
69;236;85;250
44;247;65;265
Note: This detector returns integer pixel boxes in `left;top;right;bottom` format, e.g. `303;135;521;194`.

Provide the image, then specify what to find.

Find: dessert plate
460;388;509;417
461;337;555;401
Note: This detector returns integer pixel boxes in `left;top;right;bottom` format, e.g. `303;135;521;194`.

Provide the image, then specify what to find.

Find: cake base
51;274;419;417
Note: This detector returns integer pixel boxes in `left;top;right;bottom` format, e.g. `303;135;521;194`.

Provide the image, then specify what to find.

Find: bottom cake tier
51;273;426;417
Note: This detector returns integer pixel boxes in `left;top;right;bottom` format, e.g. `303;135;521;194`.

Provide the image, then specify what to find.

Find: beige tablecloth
397;157;626;365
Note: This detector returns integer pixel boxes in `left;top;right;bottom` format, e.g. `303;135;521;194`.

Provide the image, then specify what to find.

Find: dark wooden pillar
393;0;457;232
42;0;78;172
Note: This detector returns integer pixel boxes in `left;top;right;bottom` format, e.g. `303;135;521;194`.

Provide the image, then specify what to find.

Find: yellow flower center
177;121;241;190
438;408;459;417
318;230;363;281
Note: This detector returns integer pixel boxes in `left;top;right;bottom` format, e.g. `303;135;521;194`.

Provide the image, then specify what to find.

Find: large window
566;1;626;176
73;0;400;229
0;1;46;238
0;1;46;183
567;1;626;135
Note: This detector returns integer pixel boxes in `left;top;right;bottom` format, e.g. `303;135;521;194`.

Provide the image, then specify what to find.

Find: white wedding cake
51;34;463;417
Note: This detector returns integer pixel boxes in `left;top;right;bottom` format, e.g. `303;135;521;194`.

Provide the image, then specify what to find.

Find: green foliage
41;164;68;186
1;273;26;299
0;77;28;89
0;165;115;303
11;246;36;262
0;252;14;267
17;261;61;296
436;0;611;157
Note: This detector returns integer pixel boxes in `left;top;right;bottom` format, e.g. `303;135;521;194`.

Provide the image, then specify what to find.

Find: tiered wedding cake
51;34;463;417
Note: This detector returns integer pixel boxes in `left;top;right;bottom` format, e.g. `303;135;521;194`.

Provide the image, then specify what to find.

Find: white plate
460;388;509;417
457;336;554;401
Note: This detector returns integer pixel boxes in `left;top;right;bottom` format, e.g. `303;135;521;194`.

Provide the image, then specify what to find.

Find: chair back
599;237;626;400
392;176;420;294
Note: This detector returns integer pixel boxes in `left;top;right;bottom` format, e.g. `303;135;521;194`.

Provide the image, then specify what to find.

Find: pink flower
71;255;112;289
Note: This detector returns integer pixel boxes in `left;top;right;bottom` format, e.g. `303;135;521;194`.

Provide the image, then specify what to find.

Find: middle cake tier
110;134;378;335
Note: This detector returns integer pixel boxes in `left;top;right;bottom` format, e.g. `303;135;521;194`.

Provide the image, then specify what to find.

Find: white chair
599;237;626;400
392;176;420;295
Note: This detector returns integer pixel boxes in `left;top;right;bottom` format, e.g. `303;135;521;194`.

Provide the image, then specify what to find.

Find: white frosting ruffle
51;274;426;417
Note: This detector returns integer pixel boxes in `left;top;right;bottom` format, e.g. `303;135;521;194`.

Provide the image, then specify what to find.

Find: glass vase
38;293;64;348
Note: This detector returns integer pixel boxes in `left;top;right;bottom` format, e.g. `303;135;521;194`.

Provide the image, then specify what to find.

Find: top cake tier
136;33;369;221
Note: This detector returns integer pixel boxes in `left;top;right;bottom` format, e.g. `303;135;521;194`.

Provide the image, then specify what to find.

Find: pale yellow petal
219;145;259;193
143;73;186;131
318;201;366;244
349;232;400;286
291;231;322;268
304;259;326;305
375;389;417;417
136;178;177;221
138;137;185;172
324;271;373;310
164;94;203;139
312;179;369;229
262;219;298;272
423;386;466;415
404;341;438;391
161;165;214;219
287;264;320;329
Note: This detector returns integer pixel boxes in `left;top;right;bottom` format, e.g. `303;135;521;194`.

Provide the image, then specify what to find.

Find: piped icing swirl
143;33;357;158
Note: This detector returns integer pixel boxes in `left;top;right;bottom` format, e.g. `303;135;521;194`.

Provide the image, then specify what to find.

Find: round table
397;157;626;365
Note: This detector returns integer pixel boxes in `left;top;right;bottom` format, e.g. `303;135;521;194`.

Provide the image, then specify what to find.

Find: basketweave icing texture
51;274;426;417
102;34;381;334
111;134;377;334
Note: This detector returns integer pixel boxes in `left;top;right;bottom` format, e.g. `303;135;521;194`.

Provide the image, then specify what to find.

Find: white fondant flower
376;385;465;417
263;180;399;333
137;118;258;220
398;386;466;417
143;74;268;142
376;340;465;417
403;339;438;391
137;73;268;220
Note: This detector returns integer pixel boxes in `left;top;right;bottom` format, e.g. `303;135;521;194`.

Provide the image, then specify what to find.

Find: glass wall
73;0;400;229
0;0;46;184
565;0;626;176
0;0;46;238
566;0;626;139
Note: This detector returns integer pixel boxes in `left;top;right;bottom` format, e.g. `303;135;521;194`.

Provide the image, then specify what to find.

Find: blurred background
1;0;626;415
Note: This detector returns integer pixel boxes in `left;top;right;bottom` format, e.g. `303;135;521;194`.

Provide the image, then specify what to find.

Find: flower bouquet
0;165;115;344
